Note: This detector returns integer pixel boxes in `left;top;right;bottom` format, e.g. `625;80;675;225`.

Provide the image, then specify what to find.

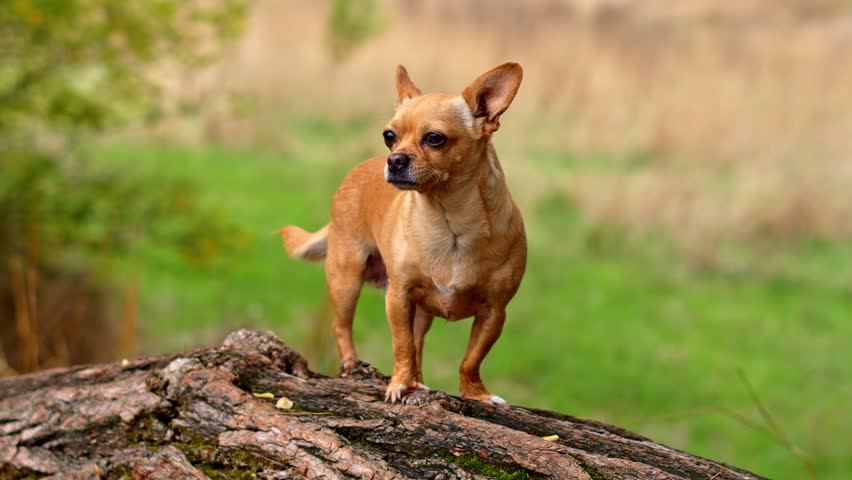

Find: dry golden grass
184;0;852;251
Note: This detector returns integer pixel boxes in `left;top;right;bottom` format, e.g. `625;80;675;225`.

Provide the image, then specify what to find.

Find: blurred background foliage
2;1;852;478
0;0;247;372
327;0;385;61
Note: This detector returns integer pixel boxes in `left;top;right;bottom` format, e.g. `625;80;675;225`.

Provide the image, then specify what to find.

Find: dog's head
382;63;523;192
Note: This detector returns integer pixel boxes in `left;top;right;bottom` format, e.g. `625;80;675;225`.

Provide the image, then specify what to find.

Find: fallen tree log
0;330;766;479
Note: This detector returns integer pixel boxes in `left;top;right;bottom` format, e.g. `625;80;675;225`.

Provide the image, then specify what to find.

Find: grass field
97;113;851;479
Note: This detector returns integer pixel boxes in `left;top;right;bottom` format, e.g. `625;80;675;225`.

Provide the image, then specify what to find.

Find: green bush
0;0;248;371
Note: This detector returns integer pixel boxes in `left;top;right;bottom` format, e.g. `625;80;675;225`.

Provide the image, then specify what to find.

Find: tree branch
0;329;767;479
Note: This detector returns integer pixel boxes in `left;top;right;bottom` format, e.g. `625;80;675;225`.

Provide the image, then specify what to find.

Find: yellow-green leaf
275;397;294;410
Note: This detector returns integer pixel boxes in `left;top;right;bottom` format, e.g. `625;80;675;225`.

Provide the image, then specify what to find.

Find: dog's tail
277;223;329;262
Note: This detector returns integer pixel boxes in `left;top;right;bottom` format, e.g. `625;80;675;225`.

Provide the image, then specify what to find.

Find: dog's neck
412;142;513;254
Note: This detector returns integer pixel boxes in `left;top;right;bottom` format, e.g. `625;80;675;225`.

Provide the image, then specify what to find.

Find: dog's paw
384;381;419;403
463;392;510;408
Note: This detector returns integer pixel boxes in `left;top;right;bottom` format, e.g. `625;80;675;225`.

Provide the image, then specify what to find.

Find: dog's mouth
387;178;418;190
385;165;419;190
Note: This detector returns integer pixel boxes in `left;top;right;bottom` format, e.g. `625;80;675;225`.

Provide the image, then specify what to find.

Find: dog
279;62;526;406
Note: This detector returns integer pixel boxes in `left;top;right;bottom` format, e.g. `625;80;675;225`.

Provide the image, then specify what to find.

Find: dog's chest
405;197;494;319
415;262;481;320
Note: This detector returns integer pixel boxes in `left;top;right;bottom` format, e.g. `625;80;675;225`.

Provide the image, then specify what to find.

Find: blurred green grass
98;118;851;480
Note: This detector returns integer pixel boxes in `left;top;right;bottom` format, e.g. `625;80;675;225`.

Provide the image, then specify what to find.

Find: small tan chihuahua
280;63;526;406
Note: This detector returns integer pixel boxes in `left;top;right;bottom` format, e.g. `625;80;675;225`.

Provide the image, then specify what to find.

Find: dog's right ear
395;65;422;106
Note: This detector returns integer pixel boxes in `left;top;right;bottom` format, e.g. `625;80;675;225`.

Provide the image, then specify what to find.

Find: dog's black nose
387;153;410;173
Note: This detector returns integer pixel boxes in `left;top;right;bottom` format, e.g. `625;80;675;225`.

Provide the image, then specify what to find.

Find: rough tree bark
0;330;766;480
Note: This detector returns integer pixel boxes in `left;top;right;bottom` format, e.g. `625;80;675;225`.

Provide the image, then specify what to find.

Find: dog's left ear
462;62;523;136
396;65;422;106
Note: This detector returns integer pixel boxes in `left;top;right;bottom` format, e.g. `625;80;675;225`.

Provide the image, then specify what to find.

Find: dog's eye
422;132;446;147
383;130;396;148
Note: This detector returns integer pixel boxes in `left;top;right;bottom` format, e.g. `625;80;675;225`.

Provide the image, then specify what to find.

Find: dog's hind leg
325;234;366;375
459;306;508;407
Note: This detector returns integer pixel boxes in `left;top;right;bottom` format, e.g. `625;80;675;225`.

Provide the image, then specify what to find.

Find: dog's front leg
384;285;419;402
459;306;508;407
413;307;434;386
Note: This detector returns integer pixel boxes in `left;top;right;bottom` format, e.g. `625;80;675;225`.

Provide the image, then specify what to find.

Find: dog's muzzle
385;153;418;190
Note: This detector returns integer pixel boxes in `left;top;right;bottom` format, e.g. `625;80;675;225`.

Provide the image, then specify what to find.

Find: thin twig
642;405;777;440
736;368;816;480
277;411;334;416
643;370;817;480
